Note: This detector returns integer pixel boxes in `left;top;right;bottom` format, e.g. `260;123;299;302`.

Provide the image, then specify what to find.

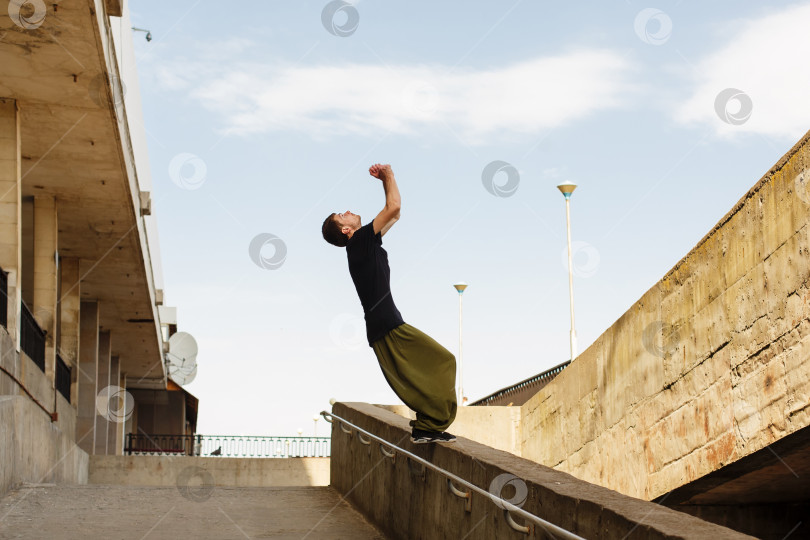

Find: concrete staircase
0;484;385;539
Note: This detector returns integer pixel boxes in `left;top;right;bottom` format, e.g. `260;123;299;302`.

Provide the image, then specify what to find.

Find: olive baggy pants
371;323;457;432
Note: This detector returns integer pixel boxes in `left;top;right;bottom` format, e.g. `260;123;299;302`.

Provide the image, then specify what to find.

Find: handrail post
379;443;396;461
505;509;532;535
447;479;472;512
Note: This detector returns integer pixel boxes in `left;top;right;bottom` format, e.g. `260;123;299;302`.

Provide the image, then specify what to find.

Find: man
321;163;457;444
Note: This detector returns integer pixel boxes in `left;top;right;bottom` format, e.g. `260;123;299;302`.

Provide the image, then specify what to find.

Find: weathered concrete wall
89;455;330;487
0;396;88;499
521;131;810;500
331;402;753;539
0;323;76;446
376;403;522;456
0;326;21;398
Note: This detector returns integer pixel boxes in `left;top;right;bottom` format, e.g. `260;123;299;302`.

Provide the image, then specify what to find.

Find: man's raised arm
370;163;401;236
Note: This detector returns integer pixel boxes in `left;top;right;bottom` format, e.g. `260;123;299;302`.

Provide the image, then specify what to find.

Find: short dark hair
322;213;348;247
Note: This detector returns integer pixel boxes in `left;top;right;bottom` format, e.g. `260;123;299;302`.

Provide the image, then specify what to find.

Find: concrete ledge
331;402;754;540
375;403;521;455
89;455;330;487
0;396;88;498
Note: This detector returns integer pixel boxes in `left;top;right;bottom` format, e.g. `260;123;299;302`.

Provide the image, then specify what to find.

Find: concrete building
0;0;194;497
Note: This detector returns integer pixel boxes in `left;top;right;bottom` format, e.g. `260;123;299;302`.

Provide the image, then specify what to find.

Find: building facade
0;0;193;495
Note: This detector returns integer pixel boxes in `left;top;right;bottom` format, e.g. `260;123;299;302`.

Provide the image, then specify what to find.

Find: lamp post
131;27;152;42
453;282;468;405
312;414;319;437
557;182;578;361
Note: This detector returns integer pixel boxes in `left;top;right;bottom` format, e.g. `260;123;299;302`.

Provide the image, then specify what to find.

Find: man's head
322;211;361;247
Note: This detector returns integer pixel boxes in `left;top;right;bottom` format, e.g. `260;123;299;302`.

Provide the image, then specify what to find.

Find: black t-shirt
346;222;405;345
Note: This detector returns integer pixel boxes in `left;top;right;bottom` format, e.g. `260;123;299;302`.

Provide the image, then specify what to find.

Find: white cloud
676;3;810;140
156;50;637;144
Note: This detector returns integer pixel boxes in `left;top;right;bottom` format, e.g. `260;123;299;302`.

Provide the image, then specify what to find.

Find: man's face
335;210;361;232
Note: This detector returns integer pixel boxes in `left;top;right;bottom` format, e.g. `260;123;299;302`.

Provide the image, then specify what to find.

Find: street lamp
313;414;319;437
557;181;578;361
453;282;468;405
131;27;152;42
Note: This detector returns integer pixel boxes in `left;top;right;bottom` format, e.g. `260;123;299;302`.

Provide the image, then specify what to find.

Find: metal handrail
322;411;585;539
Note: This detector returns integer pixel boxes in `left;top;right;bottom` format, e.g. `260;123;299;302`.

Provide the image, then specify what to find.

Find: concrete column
107;355;120;455
59;257;80;406
94;330;111;455
77;301;99;453
116;371;127;455
33;196;58;383
20;197;32;309
122;372;132;455
0;99;22;351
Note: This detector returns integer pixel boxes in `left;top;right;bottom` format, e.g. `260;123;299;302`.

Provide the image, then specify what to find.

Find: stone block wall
521;130;810;500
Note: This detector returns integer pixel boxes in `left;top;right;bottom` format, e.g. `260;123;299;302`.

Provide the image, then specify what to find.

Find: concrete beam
105;0;123;17
139;191;151;216
94;330;111;455
33;196;58;383
77;301;99;454
0;99;22;350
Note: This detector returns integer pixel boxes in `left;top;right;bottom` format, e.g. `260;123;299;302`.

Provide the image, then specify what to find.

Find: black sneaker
411;429;457;444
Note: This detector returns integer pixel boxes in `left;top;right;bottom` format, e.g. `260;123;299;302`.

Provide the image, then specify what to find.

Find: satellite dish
166;332;198;385
170;362;197;386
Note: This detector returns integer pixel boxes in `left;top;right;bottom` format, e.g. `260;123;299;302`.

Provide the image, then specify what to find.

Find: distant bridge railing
125;434;331;458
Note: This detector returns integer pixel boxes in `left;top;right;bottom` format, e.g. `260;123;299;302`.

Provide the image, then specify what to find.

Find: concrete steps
0;484;386;539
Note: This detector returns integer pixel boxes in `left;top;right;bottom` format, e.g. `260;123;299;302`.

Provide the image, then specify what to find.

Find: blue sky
128;0;810;436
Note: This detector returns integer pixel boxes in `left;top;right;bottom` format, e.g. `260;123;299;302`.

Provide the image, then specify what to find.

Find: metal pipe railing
322;411;586;539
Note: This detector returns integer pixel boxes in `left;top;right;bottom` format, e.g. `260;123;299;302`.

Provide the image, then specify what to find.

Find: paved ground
0;484;386;539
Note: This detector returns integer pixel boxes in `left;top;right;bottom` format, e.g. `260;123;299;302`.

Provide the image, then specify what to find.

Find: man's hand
370;163;400;237
369;163;393;181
